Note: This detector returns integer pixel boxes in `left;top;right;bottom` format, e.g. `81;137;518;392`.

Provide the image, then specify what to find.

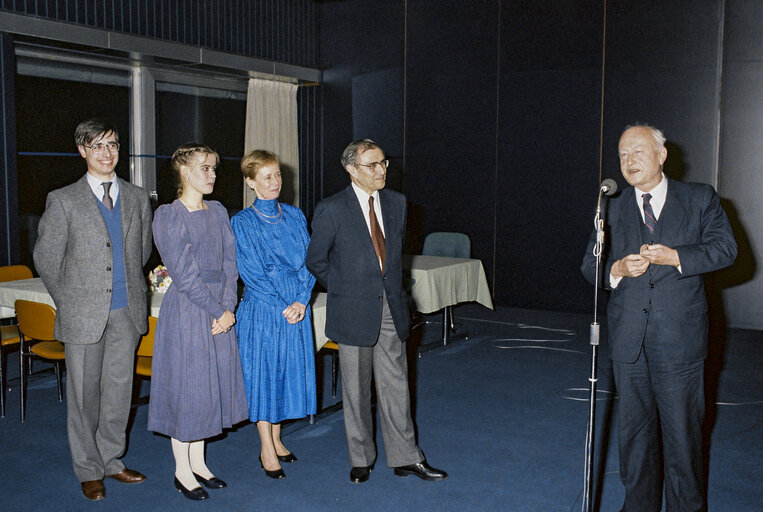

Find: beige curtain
243;78;300;208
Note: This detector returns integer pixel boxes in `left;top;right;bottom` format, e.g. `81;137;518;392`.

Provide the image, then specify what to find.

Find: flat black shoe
259;456;286;479
393;460;448;481
350;466;371;484
174;477;209;500
193;473;227;489
277;452;298;463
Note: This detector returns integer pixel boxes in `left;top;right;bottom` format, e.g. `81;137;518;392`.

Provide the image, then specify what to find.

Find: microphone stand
582;188;607;512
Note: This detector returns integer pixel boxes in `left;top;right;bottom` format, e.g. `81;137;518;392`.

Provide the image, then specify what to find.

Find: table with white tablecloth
0;278;331;351
406;255;493;313
0;255;491;350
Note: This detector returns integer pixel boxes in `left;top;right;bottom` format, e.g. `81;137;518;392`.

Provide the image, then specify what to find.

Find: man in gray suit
34;119;152;501
306;139;446;484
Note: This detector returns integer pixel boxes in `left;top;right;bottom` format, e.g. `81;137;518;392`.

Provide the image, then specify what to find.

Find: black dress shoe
393;460;448;481
277;452;298;463
259;455;286;479
174;477;209;500
350;466;371;484
193;473;227;489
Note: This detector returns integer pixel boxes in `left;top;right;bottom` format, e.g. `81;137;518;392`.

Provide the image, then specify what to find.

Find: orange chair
133;316;157;405
0;265;33;282
15;300;66;422
0;264;33;417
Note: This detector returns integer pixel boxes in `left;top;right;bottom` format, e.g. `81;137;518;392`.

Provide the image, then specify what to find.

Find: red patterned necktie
642;193;656;232
368;196;386;272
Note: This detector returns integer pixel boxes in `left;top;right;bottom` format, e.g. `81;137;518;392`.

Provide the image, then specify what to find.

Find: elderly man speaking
581;125;737;512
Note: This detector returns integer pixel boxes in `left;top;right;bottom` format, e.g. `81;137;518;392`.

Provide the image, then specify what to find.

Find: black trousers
613;347;705;512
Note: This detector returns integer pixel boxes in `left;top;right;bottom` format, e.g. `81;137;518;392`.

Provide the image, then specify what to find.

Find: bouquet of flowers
148;264;172;293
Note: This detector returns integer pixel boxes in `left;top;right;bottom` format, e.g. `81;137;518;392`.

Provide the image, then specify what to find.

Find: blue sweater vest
98;196;128;310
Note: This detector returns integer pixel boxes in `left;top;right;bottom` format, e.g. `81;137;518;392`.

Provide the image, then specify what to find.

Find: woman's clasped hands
282;302;307;325
212;310;236;335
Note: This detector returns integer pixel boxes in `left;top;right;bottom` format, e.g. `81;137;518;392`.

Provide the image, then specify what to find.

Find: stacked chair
0;265;33;417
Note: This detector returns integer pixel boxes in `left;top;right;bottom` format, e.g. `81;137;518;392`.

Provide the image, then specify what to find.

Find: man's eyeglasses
356;159;389;171
84;142;120;153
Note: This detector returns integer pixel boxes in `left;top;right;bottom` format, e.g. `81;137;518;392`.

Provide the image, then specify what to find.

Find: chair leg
331;350;338;398
0;345;5;418
55;361;64;402
19;345;26;422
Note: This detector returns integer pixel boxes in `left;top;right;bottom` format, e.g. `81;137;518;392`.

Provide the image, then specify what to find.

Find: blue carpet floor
1;305;761;511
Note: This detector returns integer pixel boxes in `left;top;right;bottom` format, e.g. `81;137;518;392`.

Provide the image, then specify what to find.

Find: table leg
442;308;449;346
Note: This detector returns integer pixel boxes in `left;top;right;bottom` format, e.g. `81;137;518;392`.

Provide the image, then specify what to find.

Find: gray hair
623;124;666;149
340;139;383;168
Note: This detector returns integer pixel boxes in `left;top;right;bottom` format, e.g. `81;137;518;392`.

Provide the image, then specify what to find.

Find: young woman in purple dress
149;144;248;500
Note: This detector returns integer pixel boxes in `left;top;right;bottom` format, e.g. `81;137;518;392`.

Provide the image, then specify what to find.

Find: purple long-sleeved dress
148;199;248;441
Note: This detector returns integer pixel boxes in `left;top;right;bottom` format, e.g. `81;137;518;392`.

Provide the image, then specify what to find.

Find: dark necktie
102;182;114;210
642;193;656;233
368;196;386;272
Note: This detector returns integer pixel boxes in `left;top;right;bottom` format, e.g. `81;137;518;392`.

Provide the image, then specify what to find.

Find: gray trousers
337;298;423;468
64;307;140;482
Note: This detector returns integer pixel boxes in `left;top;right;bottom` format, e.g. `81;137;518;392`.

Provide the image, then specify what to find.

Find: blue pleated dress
148;200;249;441
231;199;317;423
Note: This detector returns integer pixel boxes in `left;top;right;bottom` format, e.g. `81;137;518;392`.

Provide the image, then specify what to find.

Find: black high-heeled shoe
277;452;298;463
259;455;286;479
174;476;209;500
193;472;227;489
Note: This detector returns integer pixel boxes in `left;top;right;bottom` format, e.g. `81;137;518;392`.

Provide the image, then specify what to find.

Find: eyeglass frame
83;142;120;154
355;159;389;171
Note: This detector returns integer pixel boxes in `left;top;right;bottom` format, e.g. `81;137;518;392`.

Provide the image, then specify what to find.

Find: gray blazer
33;175;153;344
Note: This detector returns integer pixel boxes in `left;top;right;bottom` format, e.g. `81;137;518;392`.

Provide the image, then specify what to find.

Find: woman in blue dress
150;143;248;500
232;150;317;479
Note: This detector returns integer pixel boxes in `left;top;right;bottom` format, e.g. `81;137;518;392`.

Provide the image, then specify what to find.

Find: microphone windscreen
601;178;618;196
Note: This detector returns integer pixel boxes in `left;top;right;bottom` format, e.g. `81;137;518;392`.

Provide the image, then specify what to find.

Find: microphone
600;178;618;196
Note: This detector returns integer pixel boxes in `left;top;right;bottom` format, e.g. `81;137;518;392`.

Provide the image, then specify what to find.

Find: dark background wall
318;0;762;330
2;1;760;328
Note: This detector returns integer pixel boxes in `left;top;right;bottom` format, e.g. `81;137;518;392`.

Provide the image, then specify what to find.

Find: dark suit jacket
581;179;736;364
34;175;153;344
306;186;410;347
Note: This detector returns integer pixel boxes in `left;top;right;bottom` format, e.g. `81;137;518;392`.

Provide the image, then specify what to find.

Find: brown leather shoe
107;468;146;484
81;480;106;501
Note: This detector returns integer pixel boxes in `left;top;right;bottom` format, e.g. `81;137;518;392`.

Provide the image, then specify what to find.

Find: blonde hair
171;143;219;197
240;150;279;180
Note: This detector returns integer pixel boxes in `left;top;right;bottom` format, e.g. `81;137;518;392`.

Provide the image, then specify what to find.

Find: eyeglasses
84;142;120;153
355;159;389;171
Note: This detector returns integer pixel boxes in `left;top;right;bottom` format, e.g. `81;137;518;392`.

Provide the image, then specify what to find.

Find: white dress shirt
86;172;119;207
610;173;679;288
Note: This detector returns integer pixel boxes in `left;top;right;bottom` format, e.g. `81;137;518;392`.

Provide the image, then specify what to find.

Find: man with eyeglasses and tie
306;139;447;484
34;118;152;501
581;125;737;512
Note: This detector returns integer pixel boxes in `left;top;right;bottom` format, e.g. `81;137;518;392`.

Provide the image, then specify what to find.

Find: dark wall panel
405;0;499;273
495;0;604;312
318;0;405;201
602;0;723;185
315;0;761;327
717;0;763;329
